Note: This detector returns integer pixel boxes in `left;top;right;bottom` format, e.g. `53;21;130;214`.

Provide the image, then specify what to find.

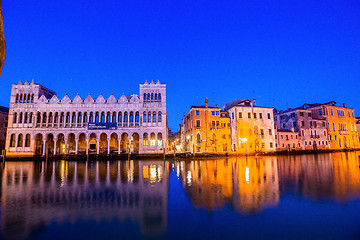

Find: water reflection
1;152;360;239
1;160;169;239
176;152;360;214
177;157;280;214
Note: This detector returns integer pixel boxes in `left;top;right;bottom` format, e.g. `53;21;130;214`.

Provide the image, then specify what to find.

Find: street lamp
239;137;248;156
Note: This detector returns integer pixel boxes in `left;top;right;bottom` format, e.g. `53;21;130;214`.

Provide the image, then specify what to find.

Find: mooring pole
2;149;5;164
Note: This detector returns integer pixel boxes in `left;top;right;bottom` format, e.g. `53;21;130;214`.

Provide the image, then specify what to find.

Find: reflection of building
179;159;233;210
0;106;8;150
232;157;279;214
5;80;168;156
224;99;276;154
177;157;280;214
180;99;231;153
1;160;169;239
277;152;360;202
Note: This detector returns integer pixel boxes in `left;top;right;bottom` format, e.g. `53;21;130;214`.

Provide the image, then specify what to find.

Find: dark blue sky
1;0;359;130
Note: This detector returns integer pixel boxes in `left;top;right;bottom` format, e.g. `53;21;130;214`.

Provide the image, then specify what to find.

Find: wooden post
46;147;48;162
2;149;5;164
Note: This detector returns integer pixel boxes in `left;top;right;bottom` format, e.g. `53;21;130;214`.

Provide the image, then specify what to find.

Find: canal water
1;152;360;240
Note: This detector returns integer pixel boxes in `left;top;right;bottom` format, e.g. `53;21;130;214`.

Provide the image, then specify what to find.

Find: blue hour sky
0;0;359;130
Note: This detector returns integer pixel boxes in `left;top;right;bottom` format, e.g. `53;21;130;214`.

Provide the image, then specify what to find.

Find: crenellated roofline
37;93;141;104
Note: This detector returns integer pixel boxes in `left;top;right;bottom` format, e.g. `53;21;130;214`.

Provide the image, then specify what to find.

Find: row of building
0;80;360;156
178;97;360;154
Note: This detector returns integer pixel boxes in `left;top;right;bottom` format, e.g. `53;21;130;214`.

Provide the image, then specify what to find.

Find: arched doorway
132;133;139;154
35;133;43;156
120;133;129;153
56;133;65;155
313;141;317;150
110;133;118;154
78;133;87;154
89;133;97;154
99;133;108;154
68;133;76;154
46;134;54;155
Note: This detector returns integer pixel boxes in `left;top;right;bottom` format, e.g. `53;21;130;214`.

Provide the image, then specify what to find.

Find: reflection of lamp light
150;165;157;184
186;171;192;185
245;167;249;183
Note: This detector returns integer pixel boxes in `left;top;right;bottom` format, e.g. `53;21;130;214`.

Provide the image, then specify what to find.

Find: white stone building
5;80;167;156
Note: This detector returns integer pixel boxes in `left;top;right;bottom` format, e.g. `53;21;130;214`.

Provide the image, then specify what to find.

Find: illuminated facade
5;80;168;156
0;106;8;150
224;99;276;154
274;105;329;150
308;102;359;150
1;160;169;239
275;129;301;151
180;99;231;153
356;117;360;142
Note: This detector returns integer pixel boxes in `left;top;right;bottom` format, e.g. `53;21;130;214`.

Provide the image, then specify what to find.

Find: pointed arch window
153;111;156;122
25;134;31;147
130;112;134;122
112;112;117;122
118;112;122;123
158;112;162;122
135;112;139;123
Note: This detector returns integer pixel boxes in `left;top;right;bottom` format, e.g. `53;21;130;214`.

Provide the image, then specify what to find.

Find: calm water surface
1;152;360;240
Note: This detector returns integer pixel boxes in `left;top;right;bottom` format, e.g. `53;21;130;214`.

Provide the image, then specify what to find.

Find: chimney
253;99;256;106
205;98;208;108
216;104;218;108
291;127;294;133
343;103;345;108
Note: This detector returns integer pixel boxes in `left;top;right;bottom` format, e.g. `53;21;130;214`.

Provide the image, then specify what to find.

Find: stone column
42;140;46;156
75;138;79;155
96;137;99;155
86;138;89;155
65;138;68;155
54;139;57;155
118;138;121;154
107;138;110;155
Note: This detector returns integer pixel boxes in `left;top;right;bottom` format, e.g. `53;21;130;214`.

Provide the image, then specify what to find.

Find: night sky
1;0;359;130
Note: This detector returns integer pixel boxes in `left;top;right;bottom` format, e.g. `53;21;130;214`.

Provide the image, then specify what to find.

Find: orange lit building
180;99;231;153
356;117;360;142
275;129;301;151
308;102;360;150
223;99;276;154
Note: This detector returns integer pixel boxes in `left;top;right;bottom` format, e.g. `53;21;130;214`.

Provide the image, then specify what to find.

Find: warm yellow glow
245;167;250;183
150;165;157;184
150;140;156;146
143;166;149;180
59;160;67;187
